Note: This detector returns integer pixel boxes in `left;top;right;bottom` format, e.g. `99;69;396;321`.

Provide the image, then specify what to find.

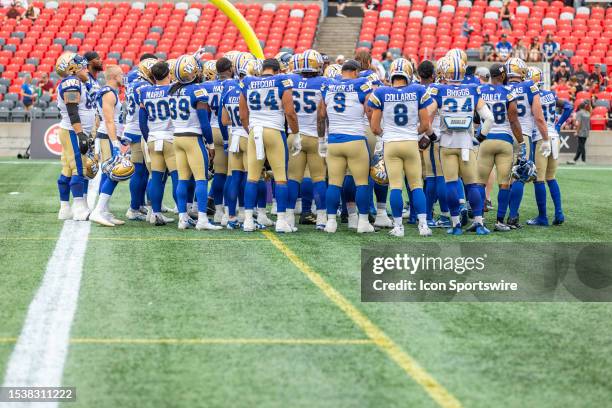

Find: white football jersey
138;84;175;140
202;79;225;129
169;83;209;134
511;80;539;137
57;76;95;134
124;79;149;136
221;79;248;138
240;74;294;132
290;74;326;138
322;77;372;140
96;86;122;136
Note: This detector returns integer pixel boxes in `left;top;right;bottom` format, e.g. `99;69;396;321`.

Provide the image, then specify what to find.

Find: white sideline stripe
0;161;60;165
0;221;90;408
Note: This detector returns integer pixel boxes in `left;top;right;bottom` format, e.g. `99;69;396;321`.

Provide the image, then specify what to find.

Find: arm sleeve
66;103;81;126
197;108;214;145
477;102;494;136
138;108;149;142
557;100;573;130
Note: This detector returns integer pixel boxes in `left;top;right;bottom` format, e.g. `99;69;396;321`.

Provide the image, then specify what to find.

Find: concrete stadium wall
1;124;612;163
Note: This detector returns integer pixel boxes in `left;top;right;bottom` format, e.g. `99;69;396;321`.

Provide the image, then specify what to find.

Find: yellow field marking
261;230;462;408
0;237;266;242
0;337;372;346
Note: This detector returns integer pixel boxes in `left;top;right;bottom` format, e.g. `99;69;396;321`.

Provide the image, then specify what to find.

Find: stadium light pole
209;0;264;59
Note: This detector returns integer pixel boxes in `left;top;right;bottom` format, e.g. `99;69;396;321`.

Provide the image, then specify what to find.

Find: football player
526;66;571;226
427;56;494;235
476;63;525;232
418;60;451;229
318;59;375;233
286;50;328;230
81;52;102;202
55;52;93;221
355;50;392;228
275;51;293;74
239;58;299;232
505;57;551;228
368;58;434;237
124;58;157;221
169;55;221;231
89;65;130;226
138;61;178;226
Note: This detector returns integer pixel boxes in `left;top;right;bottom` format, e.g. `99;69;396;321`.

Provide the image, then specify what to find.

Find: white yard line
1;221;90;408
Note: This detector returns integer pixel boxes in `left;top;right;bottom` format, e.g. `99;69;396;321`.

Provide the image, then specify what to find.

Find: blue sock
509;181;524;218
313;181;326;211
275;183;288;213
187;178;195;206
146;177;152;205
425;176;437;220
211;173;226;206
411;187;427;216
195;180;208;213
301;177;313;212
83;179;89;195
100;177;118;196
326;185;341;215
57;175;71;202
497;188;510;221
390;188;404;218
457;178;466;202
356;185;370;215
69;175;84;198
534;181;547;219
446;180;460;217
177;179;190;214
244;180;258;210
373;182;388;205
223;174;232;208
467;184;483;217
140;168;149;207
547;179;563;218
436;176;448;213
130;163;145;210
257;179;267;209
343;175;356;202
99;173;108;194
368;178;376;214
150;171;165;213
169;171;178;207
287;179;300;210
407;186;416;222
228;171;244;216
239;176;246;208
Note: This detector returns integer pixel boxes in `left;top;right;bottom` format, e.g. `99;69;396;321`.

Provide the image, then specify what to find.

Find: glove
77;132;89;155
418;134;431;150
518;142;527;161
223;140;229;154
428;131;438;143
290;132;301;156
475;127;486;143
540;139;551;158
111;140;121;157
118;134;132;146
318;137;328;158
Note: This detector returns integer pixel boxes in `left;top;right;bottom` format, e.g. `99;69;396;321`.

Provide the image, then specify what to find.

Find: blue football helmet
512;158;537;183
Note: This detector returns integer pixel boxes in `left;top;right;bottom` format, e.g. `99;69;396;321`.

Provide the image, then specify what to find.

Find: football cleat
418;223;433;237
315;211;326;230
226;220;242;230
348;213;358;229
447;225;463;235
58;205;73;220
485;199;494;211
460;206;469;226
257;213;274;227
552;214;565;226
435;215;452;228
527;217;549;226
243;217;256;232
427;220;438;228
126;208;146;221
221;211;229;227
374;212;394;228
89;208;115;227
275;218;296;233
506;217;522;229
299;212;317;225
105;212;124;225
389;225;405;237
357;218;375;233
72;201;90;221
324;218;337;233
473;223;490;235
178;216;196;230
150;213;167;226
196;219;223;231
494;222;511;232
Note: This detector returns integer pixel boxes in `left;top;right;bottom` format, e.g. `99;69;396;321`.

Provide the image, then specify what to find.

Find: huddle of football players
53;46;570;237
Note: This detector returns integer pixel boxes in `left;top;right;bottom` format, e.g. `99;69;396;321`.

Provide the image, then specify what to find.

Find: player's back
124;78;149;135
370;83;429;141
291;74;326;137
95;85;121;135
323;77;372;141
240;74;293;131
57;75;94;134
169;83;209;134
510;80;539;136
221;79;247;137
139;84;174;137
429;82;480;149
478;83;515;143
201;79;225;128
539;89;557;136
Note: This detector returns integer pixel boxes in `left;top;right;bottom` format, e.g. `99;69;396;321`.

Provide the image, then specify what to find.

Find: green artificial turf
1;159;611;407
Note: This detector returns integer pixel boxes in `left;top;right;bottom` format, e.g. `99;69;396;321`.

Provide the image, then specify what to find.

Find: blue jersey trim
487;133;514;144
328;133;366;143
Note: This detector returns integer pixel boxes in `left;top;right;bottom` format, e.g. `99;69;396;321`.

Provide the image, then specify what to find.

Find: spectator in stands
552;52;571;73
462;13;474;38
38;72;54;97
20;74;35;110
554;62;571;83
475;66;491;83
513;38;528;61
381;51;393;73
568;100;591;165
589;64;603;88
23;4;38;21
363;0;381;12
6;1;21;20
500;1;513;30
568;76;581;99
574;63;589;85
541;34;559;62
480;34;495;61
336;54;345;65
495;34;512;61
336;0;347;18
528;37;542;62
